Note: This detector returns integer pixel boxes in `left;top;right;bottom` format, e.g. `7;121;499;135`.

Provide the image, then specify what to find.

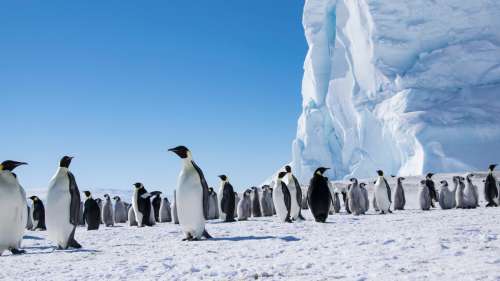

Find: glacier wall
292;0;500;182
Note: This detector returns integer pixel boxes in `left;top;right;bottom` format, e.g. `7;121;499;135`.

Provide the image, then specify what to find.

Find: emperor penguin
374;170;392;214
464;174;478;208
207;188;219;220
342;186;351;214
250;187;262;217
113;196;128;223
132;183;153;227
455;176;466;209
0;160;28;255
273;172;292;223
438;180;455;210
102;194;114;227
260;185;274;217
95;198;103;224
307;167;331;222
151;191;162;222
393;177;406;210
237;189;252;221
332;191;341;213
171;190;179;224
28;196;46;230
169;146;212;240
217;175;236;223
128;205;138;226
347;178;366;215
234;192;240;218
285;165;305;220
359;183;370;213
159;196;172;222
419;180;431;211
484;164;499;207
46;156;82;249
425;173;438;208
82;191;100;230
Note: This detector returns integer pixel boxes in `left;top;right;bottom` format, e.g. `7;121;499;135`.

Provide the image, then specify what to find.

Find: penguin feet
68;239;82;249
9;248;25;255
182;234;194;241
285;217;293;223
202;230;212;239
388;210;393;213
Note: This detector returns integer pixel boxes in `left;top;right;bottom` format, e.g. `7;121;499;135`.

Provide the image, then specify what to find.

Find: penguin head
244;189;251;196
29;196;38;201
95;198;102;203
59;156;74;168
359;183;366;188
285;165;292;173
151;191;162;197
133;182;144;189
489;164;497;171
440;180;448;186
208;187;214;193
420;180;426;185
168;146;191;159
376;170;384;177
84;191;91;197
113;196;120;201
315;167;329;176
0;160;27;172
218;175;228;182
426;173;434;179
104;194;110;199
349;178;357;183
261;185;269;191
398;177;406;181
277;172;287;179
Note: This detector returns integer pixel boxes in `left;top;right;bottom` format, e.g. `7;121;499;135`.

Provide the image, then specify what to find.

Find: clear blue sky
0;1;307;194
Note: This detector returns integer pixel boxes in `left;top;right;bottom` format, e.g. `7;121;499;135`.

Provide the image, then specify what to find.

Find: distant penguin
151;191;162;222
169;146;212;240
128;206;137;226
374;170;392;214
159;197;172;222
342;186;351;214
113;196;128;223
464;174;478;208
250;187;262;217
237;189;252;221
393;177;406;210
455;176;466;209
132;183;153;227
260;185;274;217
285;165;305;220
332;191;341;213
359;183;369;213
28;196;46;230
46;156;82;249
148;196;156;226
102;194;114;227
419;180;431;211
171;190;179;224
83;191;100;230
234;192;240;218
218;175;236;223
425;173;438;208
0;160;28;255
307;167;331;222
95;198;103;224
347;178;366;215
206;188;219;220
484;164;499;207
300;186;308;210
273;172;292;223
438;180;455;210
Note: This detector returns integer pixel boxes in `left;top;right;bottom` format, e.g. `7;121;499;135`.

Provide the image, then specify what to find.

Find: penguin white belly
0;176;27;253
177;172;205;238
272;185;288;222
375;181;390;212
286;178;300;219
132;191;144;226
46;176;73;248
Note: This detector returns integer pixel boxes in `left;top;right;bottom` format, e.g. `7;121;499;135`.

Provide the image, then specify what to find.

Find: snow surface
291;0;500;183
6;172;500;280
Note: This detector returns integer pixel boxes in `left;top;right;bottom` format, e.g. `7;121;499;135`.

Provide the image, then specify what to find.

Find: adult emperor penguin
374;170;392;214
393;177;406;210
113;196;128;223
132;183;153;227
285;165;305;220
0;160;28;255
159;196;172;222
46;156;82;249
102;194;114;227
307;167;331;222
425;173;438;208
237;189;252;221
359;183;369;213
438;180;455;210
151;191;162;222
273;172;292;223
454;176;466;209
28;196;46;230
82;191;100;230
250;187;262;217
464;173;478;208
207;188;219;220
484;164;499;207
419;180;431;211
171;189;179;224
169;145;212;240
260;185;274;217
218;175;236;223
347;178;366;215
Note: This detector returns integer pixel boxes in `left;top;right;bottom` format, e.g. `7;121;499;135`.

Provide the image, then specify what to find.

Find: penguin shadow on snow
206;235;300;242
23;235;44;240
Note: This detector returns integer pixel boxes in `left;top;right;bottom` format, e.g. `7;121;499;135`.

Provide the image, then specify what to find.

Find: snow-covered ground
5;173;500;280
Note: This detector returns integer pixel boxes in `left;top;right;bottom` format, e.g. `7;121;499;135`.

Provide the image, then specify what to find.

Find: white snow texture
292;0;500;182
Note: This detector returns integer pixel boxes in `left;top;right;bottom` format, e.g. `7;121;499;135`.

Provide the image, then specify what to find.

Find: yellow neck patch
0;164;3;171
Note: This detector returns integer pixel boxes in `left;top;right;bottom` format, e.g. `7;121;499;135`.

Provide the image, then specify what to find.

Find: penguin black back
485;164;499;207
221;180;235;222
307;167;331;222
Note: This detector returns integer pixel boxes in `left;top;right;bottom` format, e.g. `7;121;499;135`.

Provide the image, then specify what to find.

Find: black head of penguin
398;177;406;181
218;175;228;181
285;165;292;173
359;183;366;188
314;167;329;176
489;164;497;172
113;196;120;201
420;179;426;185
84;191;92;197
440;180;448;186
0;160;28;171
426;173;434;179
29;196;39;201
104;194;110;199
349;178;358;183
133;183;144;189
376;170;384;176
59;156;73;168
277;172;287;179
168;146;189;159
244;189;252;197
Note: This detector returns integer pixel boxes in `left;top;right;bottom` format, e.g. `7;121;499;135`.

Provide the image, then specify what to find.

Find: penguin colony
1;151;499;254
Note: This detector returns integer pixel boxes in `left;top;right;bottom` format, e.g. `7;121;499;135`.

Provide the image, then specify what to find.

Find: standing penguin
159;196;172;222
464;174;478;208
393;177;406;210
102;194;114;227
484;164;498;207
250;187;262;217
0;160;28;255
46;156;82;249
374;170;392;214
237;189;252;221
218;175;236;223
273;172;292;223
285;165;305;220
332;191;341;213
169;146;212;240
95;198;103;224
128;206;138;226
307;167;331;222
425;173;438;208
260;185;274;217
207;188;219;220
28;196;46;230
359;183;370;213
132;183;153;227
455;176;466;209
151;191;162;222
113;196;128;223
419;180;431;211
171;190;179;224
347;178;366;215
82;191;100;230
342;186;351;214
438;180;455;210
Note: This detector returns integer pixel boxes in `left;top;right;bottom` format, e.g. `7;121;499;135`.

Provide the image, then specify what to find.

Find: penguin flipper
67;172;81;226
384;178;392;203
191;161;210;220
282;182;292;215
